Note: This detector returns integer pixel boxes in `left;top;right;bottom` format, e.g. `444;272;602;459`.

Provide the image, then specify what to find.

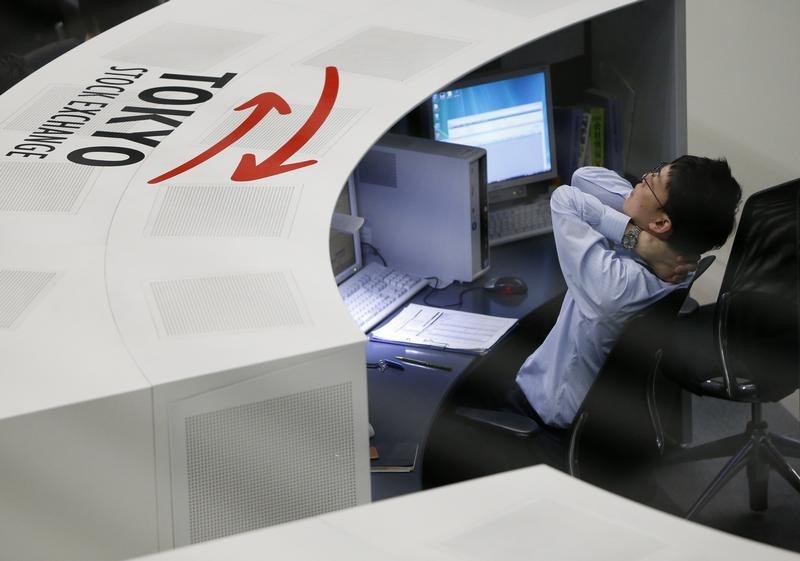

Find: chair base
663;405;800;520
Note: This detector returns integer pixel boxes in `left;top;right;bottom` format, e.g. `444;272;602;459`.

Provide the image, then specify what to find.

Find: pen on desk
366;359;405;372
393;356;452;371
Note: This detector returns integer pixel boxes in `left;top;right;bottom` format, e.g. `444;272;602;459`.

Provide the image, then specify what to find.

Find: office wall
685;0;800;303
685;0;800;416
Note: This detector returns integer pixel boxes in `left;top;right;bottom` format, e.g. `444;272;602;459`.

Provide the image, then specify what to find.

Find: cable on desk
361;241;387;266
423;281;483;308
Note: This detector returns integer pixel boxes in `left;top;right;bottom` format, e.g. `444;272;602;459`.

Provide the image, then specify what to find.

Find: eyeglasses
641;161;668;209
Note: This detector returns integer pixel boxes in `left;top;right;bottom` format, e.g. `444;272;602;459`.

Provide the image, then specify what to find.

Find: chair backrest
568;283;692;480
568;255;716;482
720;179;800;297
715;178;800;401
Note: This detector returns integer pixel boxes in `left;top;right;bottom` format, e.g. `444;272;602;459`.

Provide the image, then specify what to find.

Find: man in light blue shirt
513;158;742;429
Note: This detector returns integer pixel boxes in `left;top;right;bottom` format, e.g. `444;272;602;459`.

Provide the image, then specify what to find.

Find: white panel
0;161;96;213
158;344;370;548
0;390;157;561
0;270;56;328
466;0;580;18
441;499;665;561
149;271;310;336
147;183;302;238
105;22;266;70
303;27;473;81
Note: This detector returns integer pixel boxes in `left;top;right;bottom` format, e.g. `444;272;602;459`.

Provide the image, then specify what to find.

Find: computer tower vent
105;23;264;71
148;183;300;238
183;382;356;544
150;271;308;336
0;161;94;213
357;149;397;188
203;104;363;156
0;270;56;328
303;27;472;81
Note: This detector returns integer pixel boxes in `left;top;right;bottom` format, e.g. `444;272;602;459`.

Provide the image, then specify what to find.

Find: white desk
0;1;638;560
130;465;800;561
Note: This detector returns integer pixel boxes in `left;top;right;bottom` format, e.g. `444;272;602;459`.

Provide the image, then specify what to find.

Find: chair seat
662;305;760;402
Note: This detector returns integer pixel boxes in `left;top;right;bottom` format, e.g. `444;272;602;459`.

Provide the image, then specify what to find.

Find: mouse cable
423;281;482;308
360;241;387;266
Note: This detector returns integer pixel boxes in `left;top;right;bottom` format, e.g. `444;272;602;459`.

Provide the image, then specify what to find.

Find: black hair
663;155;742;255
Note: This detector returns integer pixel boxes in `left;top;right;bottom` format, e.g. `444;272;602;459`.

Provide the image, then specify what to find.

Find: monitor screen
329;175;363;284
430;66;556;190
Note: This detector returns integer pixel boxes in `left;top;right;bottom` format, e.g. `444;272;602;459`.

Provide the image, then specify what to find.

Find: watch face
622;226;640;249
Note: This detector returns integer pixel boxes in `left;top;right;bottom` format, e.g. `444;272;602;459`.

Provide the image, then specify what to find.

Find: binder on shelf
584;88;623;174
587;105;605;167
369;304;517;355
576;109;592;168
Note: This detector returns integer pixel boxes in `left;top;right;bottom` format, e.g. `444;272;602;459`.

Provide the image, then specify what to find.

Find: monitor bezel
427;64;558;192
331;174;364;285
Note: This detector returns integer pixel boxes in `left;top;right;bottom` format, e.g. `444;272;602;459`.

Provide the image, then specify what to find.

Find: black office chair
421;257;714;495
658;178;800;519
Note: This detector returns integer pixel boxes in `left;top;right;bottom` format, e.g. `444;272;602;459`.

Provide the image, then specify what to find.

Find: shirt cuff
598;206;631;245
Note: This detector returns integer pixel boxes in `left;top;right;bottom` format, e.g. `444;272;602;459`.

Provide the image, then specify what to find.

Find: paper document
370;304;517;354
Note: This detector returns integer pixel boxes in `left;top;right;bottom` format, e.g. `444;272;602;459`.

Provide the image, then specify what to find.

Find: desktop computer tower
355;133;490;285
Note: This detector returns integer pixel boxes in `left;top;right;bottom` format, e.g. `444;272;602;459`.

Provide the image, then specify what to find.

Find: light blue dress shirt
515;166;688;428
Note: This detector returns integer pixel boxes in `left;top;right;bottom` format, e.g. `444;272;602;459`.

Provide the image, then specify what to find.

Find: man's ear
649;215;672;236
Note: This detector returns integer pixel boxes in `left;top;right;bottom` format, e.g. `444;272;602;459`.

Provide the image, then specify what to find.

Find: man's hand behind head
635;229;698;283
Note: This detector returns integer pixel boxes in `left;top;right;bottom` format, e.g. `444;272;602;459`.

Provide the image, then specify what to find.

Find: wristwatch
621;224;642;250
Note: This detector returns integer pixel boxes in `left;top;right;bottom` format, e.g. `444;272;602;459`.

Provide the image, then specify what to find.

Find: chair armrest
454;406;540;437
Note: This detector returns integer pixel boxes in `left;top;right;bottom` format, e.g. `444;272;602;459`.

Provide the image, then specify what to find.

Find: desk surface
368;233;565;499
130;464;800;561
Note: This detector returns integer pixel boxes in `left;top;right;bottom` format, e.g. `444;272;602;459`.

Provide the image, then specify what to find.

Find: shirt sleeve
570;166;631;212
549;183;641;317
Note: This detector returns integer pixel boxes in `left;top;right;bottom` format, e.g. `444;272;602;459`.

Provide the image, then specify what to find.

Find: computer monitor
429;66;557;192
329;175;363;284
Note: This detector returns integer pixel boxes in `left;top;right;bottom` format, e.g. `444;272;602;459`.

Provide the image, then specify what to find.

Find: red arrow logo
148;66;339;184
231;66;339;181
148;92;291;184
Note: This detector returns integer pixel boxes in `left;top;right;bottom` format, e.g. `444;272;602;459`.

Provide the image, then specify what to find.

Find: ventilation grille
357;149;397;188
184;382;356;543
0;270;56;328
150;272;307;336
465;0;573;18
202;104;363;156
149;184;300;238
105;23;264;71
303;27;472;81
0;161;94;213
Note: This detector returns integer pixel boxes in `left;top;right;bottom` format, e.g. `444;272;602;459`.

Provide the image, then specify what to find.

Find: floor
639;397;800;553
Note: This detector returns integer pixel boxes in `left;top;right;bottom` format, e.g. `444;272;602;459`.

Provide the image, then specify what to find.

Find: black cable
423;284;483;308
360;241;386;266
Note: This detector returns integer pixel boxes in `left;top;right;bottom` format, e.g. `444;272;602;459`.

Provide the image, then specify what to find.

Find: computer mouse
483;276;528;295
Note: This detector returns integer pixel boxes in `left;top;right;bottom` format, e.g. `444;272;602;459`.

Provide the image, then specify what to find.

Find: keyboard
488;197;552;246
338;262;429;332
